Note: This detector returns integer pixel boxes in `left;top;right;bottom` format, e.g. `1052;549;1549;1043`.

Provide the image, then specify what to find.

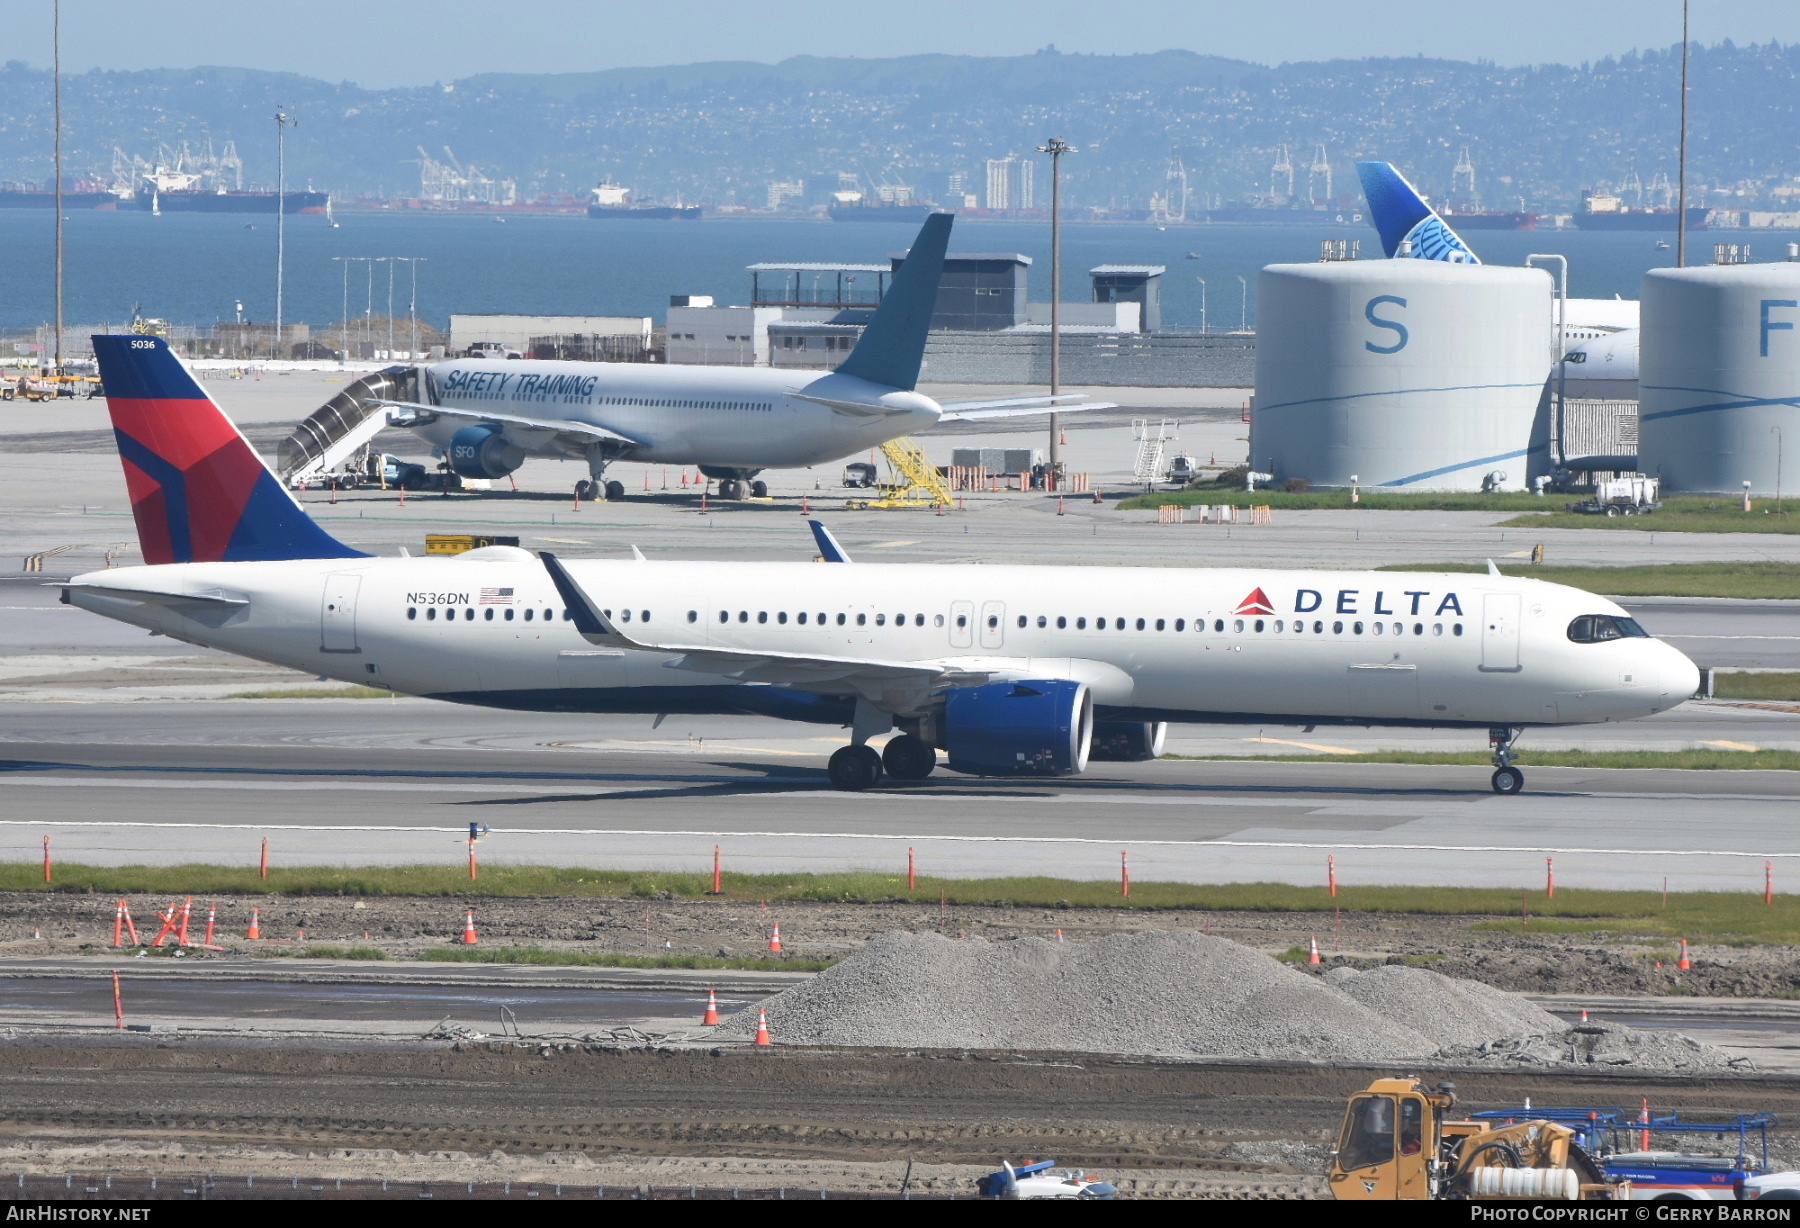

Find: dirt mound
715;929;1432;1059
1323;964;1563;1049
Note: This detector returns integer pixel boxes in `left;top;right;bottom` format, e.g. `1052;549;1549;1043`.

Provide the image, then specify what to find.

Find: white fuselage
66;556;1699;730
414;359;938;470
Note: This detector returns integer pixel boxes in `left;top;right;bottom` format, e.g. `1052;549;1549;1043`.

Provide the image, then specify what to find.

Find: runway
4;701;1797;893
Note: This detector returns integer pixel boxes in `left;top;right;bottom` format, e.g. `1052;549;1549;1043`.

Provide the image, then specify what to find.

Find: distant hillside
0;43;1795;208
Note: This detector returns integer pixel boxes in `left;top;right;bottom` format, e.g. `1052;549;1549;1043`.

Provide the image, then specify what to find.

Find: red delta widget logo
1236;586;1466;617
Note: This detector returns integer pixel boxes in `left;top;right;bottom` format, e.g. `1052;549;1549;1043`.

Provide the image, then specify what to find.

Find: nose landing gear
1489;726;1524;794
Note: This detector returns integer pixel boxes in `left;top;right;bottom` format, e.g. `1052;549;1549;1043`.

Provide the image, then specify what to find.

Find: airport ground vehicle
1471;1106;1800;1201
976;1160;1116;1199
1568;474;1661;516
1328;1079;1616;1200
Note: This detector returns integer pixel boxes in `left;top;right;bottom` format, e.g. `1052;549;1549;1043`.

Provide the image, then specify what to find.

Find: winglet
1355;162;1480;265
808;519;852;563
1486;558;1501;577
833;211;953;391
539;551;627;644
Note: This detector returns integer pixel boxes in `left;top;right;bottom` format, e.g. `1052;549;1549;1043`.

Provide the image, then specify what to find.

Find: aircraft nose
1655;641;1702;707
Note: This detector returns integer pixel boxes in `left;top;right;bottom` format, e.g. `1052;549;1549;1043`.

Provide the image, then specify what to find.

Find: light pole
1677;0;1690;268
274;106;296;358
1237;275;1249;332
1195;277;1207;333
52;0;62;376
1037;137;1075;472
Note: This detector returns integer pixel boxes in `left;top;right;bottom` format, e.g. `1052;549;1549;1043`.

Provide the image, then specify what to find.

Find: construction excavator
1328;1079;1617;1200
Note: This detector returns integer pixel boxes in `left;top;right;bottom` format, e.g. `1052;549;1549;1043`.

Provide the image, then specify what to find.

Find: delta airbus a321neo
66;334;1699;792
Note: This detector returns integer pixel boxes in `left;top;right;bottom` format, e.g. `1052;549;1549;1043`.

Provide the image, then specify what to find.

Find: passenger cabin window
1568;615;1649;643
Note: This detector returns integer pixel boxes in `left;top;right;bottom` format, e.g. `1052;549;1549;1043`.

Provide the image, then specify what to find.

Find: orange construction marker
753;1009;772;1046
702;990;720;1026
246;907;261;940
768;923;782;953
462;910;479;945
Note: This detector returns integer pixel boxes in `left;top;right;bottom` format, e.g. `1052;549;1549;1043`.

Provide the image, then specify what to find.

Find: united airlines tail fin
834;211;953;391
92;335;366;565
1355;162;1481;265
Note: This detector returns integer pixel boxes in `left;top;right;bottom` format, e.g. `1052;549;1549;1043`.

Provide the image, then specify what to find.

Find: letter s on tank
1364;295;1409;354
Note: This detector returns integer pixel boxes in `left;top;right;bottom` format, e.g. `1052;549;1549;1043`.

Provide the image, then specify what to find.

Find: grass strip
416;948;833;972
1174;749;1800;770
14;864;1800;941
1715;672;1800;702
225;686;393;700
1377;561;1800;599
1497;508;1799;535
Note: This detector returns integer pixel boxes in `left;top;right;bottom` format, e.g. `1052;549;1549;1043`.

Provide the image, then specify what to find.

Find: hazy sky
12;0;1800;87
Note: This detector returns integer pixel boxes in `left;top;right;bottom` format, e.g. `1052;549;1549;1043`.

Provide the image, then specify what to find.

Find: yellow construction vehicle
1328;1078;1617;1201
843;436;954;509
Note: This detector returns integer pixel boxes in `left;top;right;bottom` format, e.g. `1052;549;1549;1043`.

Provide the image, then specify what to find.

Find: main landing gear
1489;725;1524;795
573;478;626;502
827;734;936;790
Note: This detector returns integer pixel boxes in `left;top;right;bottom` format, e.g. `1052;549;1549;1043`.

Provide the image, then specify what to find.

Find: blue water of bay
0;208;1688;336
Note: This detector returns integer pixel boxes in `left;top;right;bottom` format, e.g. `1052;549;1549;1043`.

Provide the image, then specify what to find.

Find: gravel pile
715;929;1433;1059
1322;964;1564;1049
717;930;1749;1071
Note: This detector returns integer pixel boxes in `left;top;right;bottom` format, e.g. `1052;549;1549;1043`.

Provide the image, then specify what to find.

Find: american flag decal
479;587;515;605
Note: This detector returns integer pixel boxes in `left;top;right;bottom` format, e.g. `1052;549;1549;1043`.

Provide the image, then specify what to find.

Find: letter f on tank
1763;299;1797;357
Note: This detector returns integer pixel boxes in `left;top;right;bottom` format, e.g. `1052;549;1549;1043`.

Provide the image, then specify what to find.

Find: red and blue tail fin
92;335;366;564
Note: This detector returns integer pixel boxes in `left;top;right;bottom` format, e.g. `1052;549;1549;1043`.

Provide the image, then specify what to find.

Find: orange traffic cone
753;1009;772;1046
462;910;479;945
1580;1008;1589;1023
246;907;261;940
800;495;809;515
1678;939;1691;970
703;990;720;1026
1057;495;1065;516
1308;936;1321;965
768;923;782;953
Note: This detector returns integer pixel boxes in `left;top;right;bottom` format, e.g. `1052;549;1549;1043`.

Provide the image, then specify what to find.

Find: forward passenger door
1480;593;1523;673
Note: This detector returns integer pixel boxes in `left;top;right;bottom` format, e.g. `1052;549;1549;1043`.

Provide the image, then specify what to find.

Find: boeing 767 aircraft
70;333;1698;792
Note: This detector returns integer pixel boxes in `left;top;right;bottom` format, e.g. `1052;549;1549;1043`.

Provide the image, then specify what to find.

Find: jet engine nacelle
942;679;1093;776
1088;720;1168;762
447;424;526;479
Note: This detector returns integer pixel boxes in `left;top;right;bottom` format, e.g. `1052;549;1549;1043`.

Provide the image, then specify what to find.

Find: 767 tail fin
92;335;365;564
1355;162;1481;265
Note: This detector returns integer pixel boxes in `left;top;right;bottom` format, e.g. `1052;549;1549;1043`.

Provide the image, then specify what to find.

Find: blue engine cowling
1089;720;1168;762
447;423;526;479
943;679;1092;776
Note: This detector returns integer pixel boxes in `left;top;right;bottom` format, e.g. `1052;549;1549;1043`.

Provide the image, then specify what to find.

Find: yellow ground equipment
843;437;954;510
424;534;522;556
1328;1078;1615;1201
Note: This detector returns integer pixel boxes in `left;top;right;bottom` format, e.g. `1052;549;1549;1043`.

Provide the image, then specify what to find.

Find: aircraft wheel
828;745;883;791
881;734;936;781
750;479;769;499
574;480;596;501
604;480;625;502
1491;766;1524;795
719;479;745;500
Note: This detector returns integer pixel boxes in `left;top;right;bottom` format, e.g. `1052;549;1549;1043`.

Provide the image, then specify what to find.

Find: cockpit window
1568;615;1650;643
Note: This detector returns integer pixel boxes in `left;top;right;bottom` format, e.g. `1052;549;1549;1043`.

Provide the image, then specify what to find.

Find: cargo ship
1573;196;1709;232
0;186;122;210
134;187;331;214
586;184;701;220
1439;209;1538;230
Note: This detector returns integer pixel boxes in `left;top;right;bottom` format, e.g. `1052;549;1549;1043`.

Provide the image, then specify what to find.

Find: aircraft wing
936;395;1116;422
538;551;991;692
371;399;648;447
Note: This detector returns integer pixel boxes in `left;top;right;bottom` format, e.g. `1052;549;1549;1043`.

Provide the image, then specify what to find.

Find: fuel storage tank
1252;260;1555;490
1638;262;1800;494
